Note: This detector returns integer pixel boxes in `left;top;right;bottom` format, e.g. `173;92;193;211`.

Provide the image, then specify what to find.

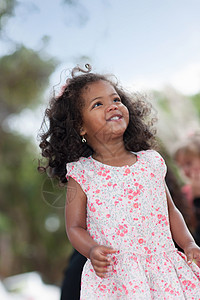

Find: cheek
123;106;129;124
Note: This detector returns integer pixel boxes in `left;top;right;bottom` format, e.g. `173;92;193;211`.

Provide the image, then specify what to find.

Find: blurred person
174;132;200;248
39;65;200;299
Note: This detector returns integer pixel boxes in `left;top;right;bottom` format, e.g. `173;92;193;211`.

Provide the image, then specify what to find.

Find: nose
106;103;118;112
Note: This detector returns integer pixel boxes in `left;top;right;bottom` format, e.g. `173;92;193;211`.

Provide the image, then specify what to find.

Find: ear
80;127;87;136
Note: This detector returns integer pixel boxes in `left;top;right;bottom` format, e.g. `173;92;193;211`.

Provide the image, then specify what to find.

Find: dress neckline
89;151;140;169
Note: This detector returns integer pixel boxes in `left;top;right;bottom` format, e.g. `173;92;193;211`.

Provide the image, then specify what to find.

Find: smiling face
80;80;129;148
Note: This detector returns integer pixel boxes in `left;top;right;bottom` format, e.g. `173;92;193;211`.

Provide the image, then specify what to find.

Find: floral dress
66;150;200;299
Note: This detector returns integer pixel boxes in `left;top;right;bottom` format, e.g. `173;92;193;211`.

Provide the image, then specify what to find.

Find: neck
92;139;128;162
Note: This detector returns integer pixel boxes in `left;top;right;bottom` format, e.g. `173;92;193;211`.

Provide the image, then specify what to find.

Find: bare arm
166;183;200;263
65;177;116;277
65;177;97;257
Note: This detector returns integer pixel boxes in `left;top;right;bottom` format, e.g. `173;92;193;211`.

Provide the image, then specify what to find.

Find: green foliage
0;46;57;115
190;93;200;118
152;90;171;114
0;41;72;283
0;129;72;283
0;0;16;32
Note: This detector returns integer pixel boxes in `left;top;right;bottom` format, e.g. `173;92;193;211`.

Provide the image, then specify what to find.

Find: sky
1;0;200;139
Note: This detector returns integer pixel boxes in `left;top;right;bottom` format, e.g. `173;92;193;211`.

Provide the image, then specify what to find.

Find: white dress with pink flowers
66;150;200;299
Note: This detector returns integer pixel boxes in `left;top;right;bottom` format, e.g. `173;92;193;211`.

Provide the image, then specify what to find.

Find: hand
184;241;200;264
89;245;116;278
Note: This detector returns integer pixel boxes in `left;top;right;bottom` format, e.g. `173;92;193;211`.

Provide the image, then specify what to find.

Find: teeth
110;116;120;120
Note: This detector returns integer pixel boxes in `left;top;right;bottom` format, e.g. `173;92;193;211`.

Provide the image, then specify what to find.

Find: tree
0;0;16;33
0;2;73;283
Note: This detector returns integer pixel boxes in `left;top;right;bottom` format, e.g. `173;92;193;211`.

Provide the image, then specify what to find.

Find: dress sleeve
143;150;167;179
66;161;88;193
153;150;167;179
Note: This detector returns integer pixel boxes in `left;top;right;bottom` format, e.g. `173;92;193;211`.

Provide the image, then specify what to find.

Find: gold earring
82;136;86;143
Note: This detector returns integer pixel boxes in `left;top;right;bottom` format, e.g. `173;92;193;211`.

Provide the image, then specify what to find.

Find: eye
92;101;102;109
113;97;121;103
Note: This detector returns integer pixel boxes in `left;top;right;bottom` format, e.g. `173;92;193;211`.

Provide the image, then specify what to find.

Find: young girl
39;64;200;299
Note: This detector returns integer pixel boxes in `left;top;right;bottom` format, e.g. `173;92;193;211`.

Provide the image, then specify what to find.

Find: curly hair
38;66;157;184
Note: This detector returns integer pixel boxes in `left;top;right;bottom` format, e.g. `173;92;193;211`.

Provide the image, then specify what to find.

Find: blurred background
0;0;200;299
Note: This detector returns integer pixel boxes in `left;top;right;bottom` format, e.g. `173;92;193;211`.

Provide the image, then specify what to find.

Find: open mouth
107;115;122;121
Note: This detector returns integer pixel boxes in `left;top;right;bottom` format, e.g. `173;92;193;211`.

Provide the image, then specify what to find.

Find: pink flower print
113;286;117;292
106;175;111;180
133;190;140;196
107;182;112;186
125;168;130;174
138;238;144;244
96;199;102;205
96;189;100;193
106;214;110;218
116;224;128;237
144;247;151;254
182;280;196;289
146;256;152;263
150;173;155;178
122;284;128;295
99;284;107;292
113;183;117;188
133;203;138;208
88;202;96;212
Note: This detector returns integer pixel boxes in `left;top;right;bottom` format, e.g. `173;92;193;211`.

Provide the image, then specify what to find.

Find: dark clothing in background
60;250;87;300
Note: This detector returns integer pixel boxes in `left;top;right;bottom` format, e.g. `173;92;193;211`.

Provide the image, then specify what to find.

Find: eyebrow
89;92;118;104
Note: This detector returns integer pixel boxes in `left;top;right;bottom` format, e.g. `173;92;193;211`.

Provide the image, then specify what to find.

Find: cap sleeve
66;160;88;193
141;150;167;179
152;150;167;178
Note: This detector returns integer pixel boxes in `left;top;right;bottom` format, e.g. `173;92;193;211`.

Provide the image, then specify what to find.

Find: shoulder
66;157;93;192
137;149;167;174
137;149;164;161
66;156;92;171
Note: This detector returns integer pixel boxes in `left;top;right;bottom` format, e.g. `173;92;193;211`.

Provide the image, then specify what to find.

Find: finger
92;252;112;263
101;246;117;255
186;252;194;264
193;251;200;261
92;261;112;273
96;271;109;278
95;266;114;278
100;247;117;262
93;264;112;274
93;248;116;262
92;259;112;268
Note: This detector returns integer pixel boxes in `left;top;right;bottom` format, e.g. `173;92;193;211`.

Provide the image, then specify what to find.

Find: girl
39;64;200;299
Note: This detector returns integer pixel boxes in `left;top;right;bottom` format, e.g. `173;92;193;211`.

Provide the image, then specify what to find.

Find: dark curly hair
38;65;157;184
